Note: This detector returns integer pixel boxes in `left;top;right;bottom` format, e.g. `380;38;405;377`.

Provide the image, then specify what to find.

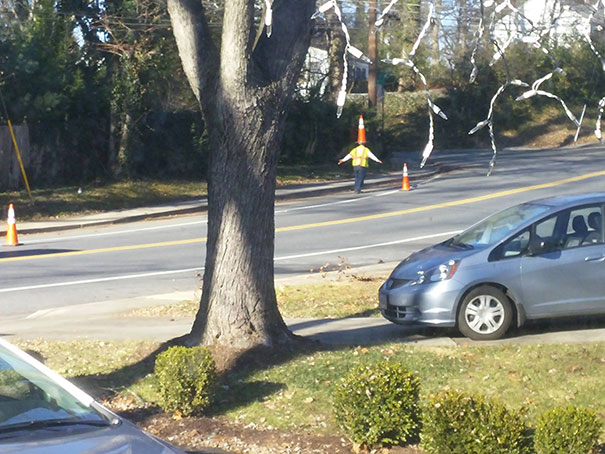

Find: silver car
379;193;605;340
0;337;186;454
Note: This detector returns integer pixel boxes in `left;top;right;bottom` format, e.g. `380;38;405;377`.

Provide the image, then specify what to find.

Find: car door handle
584;255;605;262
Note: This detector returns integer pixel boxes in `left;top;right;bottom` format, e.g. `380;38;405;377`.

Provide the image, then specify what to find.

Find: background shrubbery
329;360;602;452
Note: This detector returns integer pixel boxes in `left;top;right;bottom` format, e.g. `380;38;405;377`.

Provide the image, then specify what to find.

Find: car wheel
457;286;513;340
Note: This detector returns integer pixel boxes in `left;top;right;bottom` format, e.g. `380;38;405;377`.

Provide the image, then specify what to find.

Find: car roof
528;193;605;210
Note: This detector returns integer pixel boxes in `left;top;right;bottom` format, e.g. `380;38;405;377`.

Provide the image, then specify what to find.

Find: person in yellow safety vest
338;144;382;193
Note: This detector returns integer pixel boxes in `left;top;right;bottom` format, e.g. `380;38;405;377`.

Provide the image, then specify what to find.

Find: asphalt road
2;144;605;319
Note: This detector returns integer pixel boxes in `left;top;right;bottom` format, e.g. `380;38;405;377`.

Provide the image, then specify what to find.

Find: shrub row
332;361;421;446
332;361;602;453
153;349;602;453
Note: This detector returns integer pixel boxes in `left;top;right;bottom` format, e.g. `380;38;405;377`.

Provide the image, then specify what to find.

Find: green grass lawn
15;339;605;439
125;275;388;319
0;165;360;221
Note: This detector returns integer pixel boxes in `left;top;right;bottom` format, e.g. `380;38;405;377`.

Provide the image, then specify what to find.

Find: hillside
350;91;602;154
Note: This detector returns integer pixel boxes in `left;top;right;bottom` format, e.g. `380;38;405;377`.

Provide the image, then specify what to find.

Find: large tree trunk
168;0;314;349
190;99;292;348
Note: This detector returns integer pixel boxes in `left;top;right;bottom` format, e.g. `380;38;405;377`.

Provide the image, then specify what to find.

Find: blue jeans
354;166;367;193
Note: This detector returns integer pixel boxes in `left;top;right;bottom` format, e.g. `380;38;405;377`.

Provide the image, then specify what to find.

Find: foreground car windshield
450;202;550;248
0;344;107;436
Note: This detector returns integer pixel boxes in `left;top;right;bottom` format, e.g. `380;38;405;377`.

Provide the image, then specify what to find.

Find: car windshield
449;203;551;249
0;343;108;436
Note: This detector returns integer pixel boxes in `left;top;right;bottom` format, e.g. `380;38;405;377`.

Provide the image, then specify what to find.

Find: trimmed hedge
534;406;602;454
332;361;421;446
421;390;532;454
154;345;217;416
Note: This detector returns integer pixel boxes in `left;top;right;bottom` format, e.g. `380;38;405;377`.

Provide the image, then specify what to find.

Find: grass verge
15;339;605;439
0;165;364;222
125;273;388;319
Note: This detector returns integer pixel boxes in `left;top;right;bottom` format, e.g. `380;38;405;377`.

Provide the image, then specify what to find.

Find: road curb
4;166;443;236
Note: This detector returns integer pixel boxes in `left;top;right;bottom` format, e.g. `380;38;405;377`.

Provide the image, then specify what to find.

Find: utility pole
368;0;378;108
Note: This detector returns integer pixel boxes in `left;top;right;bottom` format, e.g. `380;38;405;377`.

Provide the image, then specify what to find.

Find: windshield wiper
0;418;112;433
447;239;473;249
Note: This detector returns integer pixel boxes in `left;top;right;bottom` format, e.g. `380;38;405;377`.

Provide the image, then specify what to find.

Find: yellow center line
2;169;605;263
275;170;605;231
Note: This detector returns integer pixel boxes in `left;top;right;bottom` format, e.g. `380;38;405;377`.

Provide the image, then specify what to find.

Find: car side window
499;229;530;258
563;205;602;249
531;214;565;252
536;215;557;238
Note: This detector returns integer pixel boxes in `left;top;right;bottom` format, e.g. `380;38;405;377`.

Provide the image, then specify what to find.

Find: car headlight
411;260;460;285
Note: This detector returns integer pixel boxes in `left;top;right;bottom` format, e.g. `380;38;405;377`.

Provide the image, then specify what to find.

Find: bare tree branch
167;0;219;107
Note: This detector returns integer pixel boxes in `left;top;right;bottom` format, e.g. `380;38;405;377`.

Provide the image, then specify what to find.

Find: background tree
96;0;199;177
167;0;315;350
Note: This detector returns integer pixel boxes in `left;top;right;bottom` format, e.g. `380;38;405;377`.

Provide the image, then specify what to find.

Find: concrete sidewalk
2;261;450;346
3;260;604;346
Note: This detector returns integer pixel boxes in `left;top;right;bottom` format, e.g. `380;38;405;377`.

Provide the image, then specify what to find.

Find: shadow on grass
73;333;328;416
70;312;605;428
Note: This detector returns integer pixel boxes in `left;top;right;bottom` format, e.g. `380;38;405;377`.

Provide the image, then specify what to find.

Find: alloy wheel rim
464;295;505;334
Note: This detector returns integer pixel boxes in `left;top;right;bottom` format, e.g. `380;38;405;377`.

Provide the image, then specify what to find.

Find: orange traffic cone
401;163;410;191
6;203;19;246
357;115;366;143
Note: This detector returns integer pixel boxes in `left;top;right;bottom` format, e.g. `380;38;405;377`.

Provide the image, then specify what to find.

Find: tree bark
431;0;442;63
368;0;378;107
327;11;346;100
167;0;315;349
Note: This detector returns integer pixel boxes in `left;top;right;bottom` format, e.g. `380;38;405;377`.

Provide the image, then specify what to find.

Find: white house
492;0;600;45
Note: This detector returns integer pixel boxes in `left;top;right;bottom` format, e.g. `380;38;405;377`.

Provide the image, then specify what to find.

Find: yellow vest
350;145;369;167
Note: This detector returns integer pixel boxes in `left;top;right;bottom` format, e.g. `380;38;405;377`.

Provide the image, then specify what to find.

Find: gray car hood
391;242;478;279
0;421;184;454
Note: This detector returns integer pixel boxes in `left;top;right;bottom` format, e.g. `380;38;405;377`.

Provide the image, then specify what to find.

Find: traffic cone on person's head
6;203;19;246
401;163;410;191
357;115;366;144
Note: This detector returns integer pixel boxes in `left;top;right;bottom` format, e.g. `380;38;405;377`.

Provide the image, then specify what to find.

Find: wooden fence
0;124;30;191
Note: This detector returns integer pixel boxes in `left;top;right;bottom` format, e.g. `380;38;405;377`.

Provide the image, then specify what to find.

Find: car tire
457;286;513;341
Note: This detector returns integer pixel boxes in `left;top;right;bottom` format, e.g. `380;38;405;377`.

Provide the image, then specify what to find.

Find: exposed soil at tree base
133;410;422;454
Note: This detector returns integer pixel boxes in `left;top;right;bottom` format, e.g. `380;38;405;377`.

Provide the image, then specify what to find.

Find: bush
534;406;602;454
421;390;531;454
154;345;217;416
332;361;421;446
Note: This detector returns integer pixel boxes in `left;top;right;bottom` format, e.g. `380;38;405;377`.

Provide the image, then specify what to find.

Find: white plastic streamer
468;0;577;174
493;0;533;25
515;68;578;127
311;0;372;118
584;0;605;71
516;86;580;128
582;0;605;140
264;0;272;37
490;32;515;65
584;31;605;72
469;16;484;83
596;97;604;142
574;104;587;143
384;1;446;168
375;0;400;28
468;80;528;175
409;2;435;60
